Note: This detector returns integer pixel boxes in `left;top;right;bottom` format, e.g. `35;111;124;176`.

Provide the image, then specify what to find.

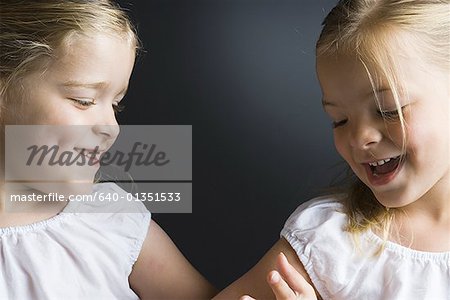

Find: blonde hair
317;0;450;250
0;0;140;106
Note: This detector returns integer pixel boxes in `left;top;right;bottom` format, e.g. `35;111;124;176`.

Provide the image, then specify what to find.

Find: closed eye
69;98;96;108
378;109;398;117
377;105;407;120
332;119;347;128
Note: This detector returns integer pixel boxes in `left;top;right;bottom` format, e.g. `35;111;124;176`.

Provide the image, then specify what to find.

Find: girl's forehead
316;55;375;93
56;33;134;63
317;29;434;73
59;32;136;58
23;33;136;94
317;47;449;109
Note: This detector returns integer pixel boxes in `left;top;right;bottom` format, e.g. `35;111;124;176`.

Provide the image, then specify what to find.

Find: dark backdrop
116;0;342;289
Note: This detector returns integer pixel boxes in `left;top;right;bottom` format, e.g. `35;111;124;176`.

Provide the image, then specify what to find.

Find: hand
240;252;317;300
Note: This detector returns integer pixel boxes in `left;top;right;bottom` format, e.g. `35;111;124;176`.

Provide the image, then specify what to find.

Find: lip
74;147;105;166
362;155;405;186
361;155;401;165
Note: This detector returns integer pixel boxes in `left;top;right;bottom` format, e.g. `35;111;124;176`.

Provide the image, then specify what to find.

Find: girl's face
317;49;450;210
3;33;135;196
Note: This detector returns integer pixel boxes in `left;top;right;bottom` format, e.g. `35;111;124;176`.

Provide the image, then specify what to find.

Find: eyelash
331;106;406;129
377;108;401;119
70;98;125;113
332;120;347;128
70;98;96;108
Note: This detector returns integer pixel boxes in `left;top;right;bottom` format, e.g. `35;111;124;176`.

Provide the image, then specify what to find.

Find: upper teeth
369;158;393;167
75;148;101;159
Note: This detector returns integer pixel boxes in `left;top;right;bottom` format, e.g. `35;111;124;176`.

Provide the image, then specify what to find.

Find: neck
0;181;67;214
0;181;69;228
389;175;450;252
403;175;450;223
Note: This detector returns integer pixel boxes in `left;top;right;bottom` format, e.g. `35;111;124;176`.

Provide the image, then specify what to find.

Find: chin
373;191;415;209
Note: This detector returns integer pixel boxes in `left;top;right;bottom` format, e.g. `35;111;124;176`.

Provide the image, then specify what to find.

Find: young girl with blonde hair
0;1;216;299
217;0;450;299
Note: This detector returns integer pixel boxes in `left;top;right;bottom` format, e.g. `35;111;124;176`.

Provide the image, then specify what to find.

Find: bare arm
129;220;218;300
214;238;321;300
242;252;318;300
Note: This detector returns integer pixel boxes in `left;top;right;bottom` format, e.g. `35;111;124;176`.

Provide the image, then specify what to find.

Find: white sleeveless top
0;183;151;300
281;197;450;300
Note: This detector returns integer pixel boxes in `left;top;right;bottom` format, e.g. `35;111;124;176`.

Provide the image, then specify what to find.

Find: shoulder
281;196;348;259
282;196;345;235
280;196;354;299
62;182;152;266
93;182;152;260
281;195;350;258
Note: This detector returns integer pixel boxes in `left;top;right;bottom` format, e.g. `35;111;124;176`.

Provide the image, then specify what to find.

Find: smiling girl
0;1;216;299
216;0;450;299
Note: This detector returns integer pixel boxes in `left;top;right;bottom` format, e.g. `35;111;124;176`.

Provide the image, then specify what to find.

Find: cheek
384;122;405;149
406;118;448;161
333;132;349;160
52;127;91;151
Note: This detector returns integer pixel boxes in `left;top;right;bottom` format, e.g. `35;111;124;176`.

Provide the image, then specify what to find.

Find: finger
267;270;297;299
239;295;255;300
276;252;315;296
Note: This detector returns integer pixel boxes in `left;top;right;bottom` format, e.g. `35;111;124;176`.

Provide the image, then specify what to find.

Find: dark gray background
116;0;343;289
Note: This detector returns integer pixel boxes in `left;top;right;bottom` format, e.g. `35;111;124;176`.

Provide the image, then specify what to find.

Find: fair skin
0;33;216;299
217;31;449;299
319;45;450;252
240;252;318;300
0;33;129;224
214;238;319;300
1;29;308;300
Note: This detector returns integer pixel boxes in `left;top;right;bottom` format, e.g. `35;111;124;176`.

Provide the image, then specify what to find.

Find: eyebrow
60;81;107;89
60;81;128;97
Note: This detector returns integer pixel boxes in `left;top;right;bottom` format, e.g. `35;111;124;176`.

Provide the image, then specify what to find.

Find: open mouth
368;155;402;177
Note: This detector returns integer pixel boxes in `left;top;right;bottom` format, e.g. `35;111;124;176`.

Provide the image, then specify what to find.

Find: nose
92;110;120;141
92;124;120;141
349;118;382;149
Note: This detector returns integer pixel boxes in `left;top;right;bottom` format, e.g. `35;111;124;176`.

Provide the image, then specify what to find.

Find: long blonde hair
317;0;450;247
0;0;140;106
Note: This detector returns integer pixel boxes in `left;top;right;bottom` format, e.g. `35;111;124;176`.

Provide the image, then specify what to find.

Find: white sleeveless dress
281;197;450;300
0;183;151;299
